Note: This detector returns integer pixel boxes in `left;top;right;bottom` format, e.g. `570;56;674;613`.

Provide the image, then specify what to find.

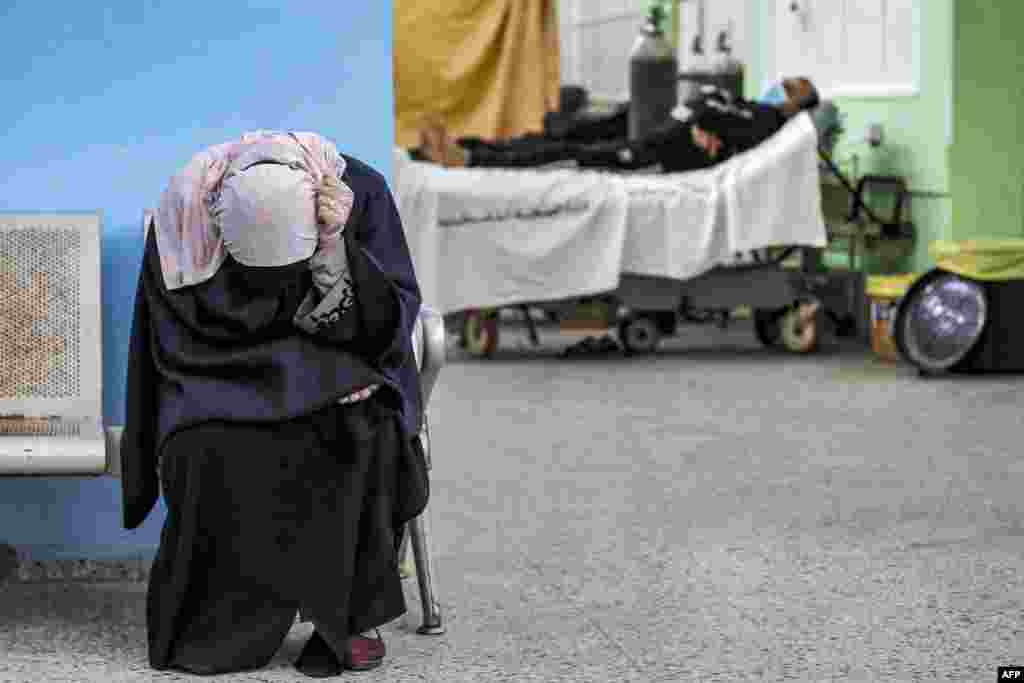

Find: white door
773;0;847;90
772;0;920;99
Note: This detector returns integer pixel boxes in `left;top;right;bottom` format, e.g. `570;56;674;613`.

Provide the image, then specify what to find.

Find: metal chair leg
408;509;444;635
405;417;444;635
397;525;415;580
405;305;446;635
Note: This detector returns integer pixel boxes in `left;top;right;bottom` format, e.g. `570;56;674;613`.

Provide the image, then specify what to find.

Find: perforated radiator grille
0;416;82;437
0;226;82;399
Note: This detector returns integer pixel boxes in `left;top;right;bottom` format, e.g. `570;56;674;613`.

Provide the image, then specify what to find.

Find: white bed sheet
393;112;827;315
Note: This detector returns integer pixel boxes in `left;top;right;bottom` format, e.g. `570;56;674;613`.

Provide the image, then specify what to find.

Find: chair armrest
105;425;124;477
413;305;446;407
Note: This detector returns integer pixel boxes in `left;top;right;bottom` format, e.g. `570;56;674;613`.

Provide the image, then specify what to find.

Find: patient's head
781;77;820;116
761;77;820;116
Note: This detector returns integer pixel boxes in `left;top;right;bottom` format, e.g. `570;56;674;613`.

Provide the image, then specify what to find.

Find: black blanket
147;400;428;673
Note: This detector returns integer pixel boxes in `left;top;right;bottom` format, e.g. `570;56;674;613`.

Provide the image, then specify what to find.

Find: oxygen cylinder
628;6;678;141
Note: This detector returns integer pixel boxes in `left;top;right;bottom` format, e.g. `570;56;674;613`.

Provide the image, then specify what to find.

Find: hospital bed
393;108;864;357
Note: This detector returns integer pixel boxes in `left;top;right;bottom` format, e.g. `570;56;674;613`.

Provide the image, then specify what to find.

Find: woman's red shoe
344;630;385;671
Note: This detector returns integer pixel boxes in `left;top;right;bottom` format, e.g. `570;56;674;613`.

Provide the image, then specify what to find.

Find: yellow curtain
393;0;560;149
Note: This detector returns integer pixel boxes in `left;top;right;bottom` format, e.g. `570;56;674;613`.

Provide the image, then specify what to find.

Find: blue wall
0;1;395;560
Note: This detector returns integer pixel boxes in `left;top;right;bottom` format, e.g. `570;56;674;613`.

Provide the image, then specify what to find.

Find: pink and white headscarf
153;131;354;296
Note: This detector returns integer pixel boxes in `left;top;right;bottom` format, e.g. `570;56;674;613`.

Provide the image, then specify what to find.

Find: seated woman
416;77;820;173
121;131;428;678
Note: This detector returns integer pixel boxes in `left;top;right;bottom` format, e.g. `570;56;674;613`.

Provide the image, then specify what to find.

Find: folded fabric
718;112;828;254
154;131;354;296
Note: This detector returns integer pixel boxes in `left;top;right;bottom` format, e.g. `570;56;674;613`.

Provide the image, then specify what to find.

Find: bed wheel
462;310;499;357
753;308;785;347
618;315;661;354
779;301;821;354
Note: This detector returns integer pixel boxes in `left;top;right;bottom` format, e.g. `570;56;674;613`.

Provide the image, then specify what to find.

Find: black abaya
147;398;427;674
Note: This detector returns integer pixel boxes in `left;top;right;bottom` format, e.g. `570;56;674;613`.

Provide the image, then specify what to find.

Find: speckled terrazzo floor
3;323;1023;682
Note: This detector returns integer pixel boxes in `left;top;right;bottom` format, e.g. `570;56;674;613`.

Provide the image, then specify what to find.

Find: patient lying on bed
416;77;820;173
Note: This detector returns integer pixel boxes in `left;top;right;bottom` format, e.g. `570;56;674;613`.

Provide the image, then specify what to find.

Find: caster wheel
462;310;499;357
618;316;662;354
779;301;820;353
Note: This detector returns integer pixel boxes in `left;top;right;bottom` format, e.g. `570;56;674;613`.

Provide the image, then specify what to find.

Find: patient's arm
695;103;787;156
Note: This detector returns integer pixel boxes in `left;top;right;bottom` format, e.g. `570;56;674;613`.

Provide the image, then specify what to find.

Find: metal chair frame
402;305;446;635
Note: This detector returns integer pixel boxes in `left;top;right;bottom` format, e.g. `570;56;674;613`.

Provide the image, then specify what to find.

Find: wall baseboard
4;556;150;584
1;542;154;584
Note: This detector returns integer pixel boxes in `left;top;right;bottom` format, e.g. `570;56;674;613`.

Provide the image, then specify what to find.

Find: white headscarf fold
154;131;354;297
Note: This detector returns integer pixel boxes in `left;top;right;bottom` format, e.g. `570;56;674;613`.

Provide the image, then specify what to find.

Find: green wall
950;1;1024;240
749;0;954;274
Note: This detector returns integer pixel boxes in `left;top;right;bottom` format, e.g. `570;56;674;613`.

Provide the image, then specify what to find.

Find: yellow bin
865;274;919;362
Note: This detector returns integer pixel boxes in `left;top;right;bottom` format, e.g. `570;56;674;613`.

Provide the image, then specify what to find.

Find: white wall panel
773;0;920;98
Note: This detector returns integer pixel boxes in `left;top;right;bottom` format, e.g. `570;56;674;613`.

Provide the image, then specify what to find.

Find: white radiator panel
0;213;105;475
